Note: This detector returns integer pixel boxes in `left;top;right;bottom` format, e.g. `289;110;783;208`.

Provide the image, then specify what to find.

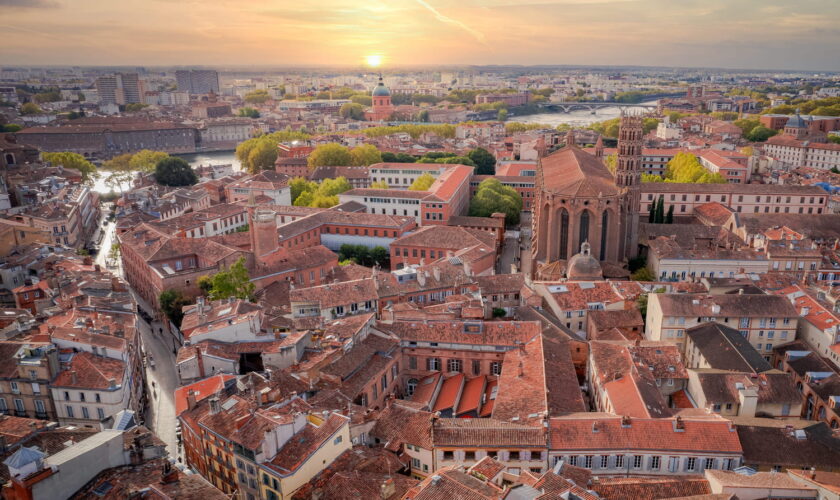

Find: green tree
467;147;496;175
159;289;190;328
655;195;665;223
350;95;372;106
19;102;41;115
497;109;508;121
238;107;260;118
381;152;416;163
33;89;61;103
350;144;382;166
828;137;840;145
42;152;97;181
154;157;197;186
102;153;135;191
631;267;655;281
204;257;255;301
124;103;148;112
648;197;657;223
636;287;665;319
293;177;352;208
290;177;316;204
307;143;352;169
339;102;365;120
665;204;674;224
409;172;435;191
246;140;279;173
417;110;430;122
369;246;388;267
0;124;22;133
492;307;507;318
469;178;522;225
129;150;170;173
661;152;727;184
745;125;779;142
244;90;270;104
370;180;389;189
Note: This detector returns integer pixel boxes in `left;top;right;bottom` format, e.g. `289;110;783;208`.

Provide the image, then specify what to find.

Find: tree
648;197;657;223
469;178;523;225
102;153;135;192
154;157;197;186
409;173;435;191
159;289;190;328
42;152;97;181
467;147;496;175
636;287;665;319
204;257;255;301
631;267;655;281
492;307;507;318
307;143;352;169
655;195;665;223
129;150;170;172
0;124;22;133
370;180;389;189
831;166;840;174
246;140;278;173
745;125;779;142
244;90;271;104
33;89;61;103
339;102;365;120
661;152;727;184
124;103;148;112
350;144;382;166
828;136;840;145
381;152;416;163
665;204;674;224
238;107;260;118
293;177;351;208
497;109;508;121
369;246;388;267
350;95;372;106
19;102;41;115
417;110;430;122
290;177;316;204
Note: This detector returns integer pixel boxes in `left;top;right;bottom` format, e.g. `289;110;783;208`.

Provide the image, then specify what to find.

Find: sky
1;0;838;71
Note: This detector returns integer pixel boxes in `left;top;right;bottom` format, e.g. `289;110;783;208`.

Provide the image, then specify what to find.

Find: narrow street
138;315;180;460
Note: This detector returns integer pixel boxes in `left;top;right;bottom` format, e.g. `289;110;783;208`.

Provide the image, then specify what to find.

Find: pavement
497;212;532;275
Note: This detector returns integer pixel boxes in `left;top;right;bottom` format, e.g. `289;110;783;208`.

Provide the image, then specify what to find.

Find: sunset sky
1;0;838;71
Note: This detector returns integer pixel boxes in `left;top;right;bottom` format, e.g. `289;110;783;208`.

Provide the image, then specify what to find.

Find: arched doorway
406;378;418;396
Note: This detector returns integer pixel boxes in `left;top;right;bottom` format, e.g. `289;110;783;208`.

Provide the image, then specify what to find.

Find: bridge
536;101;659;113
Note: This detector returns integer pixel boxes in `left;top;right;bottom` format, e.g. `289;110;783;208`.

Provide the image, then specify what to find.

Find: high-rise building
175;69;220;94
95;73;143;105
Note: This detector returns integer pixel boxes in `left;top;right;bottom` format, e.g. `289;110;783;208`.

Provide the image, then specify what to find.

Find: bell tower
616;112;643;259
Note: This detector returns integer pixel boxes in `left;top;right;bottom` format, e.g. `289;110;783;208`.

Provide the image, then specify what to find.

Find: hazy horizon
1;0;839;72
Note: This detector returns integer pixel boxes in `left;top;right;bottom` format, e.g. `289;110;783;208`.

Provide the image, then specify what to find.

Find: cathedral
531;113;643;280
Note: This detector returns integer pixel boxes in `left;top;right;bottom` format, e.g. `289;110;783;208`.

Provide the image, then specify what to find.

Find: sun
365;54;383;68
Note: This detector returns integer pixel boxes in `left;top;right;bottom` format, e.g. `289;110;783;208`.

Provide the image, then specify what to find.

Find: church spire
594;135;604;160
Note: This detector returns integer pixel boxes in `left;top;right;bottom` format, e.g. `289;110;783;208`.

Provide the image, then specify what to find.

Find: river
93;150;242;194
509;99;659;127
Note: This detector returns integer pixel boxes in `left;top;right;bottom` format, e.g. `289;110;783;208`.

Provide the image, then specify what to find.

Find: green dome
372;78;390;97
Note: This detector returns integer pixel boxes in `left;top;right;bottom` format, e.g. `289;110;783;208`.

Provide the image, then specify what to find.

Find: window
600;455;609;468
668;456;680;472
80;392;85;402
66;406;74;418
411;458;421;469
34;400;45;415
95;394;101;403
686;457;696;471
82;407;89;419
0;399;7;413
64;391;70;401
568;456;577;466
465;451;476;461
584;455;593;468
381;374;388;390
650;456;660;470
14;399;24;413
615;455;624;468
443;451;454;460
473;360;481;375
333;435;343;445
490;361;502;376
633;455;642;469
427;358;441;371
10;382;19;394
97;408;105;420
447;359;462;372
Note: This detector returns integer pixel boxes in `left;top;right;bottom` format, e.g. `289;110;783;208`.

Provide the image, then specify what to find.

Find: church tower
616;112;643;259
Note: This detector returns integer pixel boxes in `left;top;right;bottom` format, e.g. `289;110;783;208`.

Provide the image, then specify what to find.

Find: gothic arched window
578;210;590;248
559;209;569;260
600;211;609;260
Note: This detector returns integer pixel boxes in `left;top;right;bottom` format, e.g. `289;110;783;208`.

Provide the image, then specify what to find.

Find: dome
786;109;806;128
372;77;391;97
566;242;603;280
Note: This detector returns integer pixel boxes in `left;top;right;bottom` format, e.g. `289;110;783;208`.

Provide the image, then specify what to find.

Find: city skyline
1;0;839;72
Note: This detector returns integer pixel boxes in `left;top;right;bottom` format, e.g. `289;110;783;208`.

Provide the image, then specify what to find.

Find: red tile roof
433;373;465;412
549;416;742;453
174;374;236;416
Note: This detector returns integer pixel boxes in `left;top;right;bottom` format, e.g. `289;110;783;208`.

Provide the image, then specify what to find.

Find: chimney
674;416;684;430
810;467;817;480
621;415;631;427
186;389;197;411
380;478;395;499
209;396;221;415
160;461;179;484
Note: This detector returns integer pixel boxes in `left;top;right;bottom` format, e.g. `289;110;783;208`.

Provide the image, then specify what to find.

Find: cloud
0;0;59;7
412;0;486;42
